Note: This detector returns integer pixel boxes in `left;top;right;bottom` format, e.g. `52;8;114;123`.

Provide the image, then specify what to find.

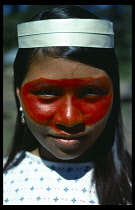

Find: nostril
56;122;85;134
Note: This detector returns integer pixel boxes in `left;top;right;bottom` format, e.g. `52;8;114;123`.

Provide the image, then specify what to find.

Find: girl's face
17;58;113;162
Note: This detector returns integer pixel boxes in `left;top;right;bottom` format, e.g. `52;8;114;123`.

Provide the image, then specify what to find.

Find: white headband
17;19;114;48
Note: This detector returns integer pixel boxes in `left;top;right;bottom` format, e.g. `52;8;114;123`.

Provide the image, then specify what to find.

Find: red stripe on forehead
22;77;111;88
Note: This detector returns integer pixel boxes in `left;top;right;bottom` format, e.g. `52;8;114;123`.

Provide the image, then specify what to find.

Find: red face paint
21;77;113;131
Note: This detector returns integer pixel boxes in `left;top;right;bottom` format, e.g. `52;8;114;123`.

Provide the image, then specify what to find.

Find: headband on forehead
17;19;114;48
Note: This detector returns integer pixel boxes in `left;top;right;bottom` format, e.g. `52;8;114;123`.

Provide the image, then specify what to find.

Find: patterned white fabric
3;151;99;205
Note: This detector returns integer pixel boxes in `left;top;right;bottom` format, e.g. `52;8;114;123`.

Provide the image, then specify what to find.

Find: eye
81;88;107;99
33;89;61;100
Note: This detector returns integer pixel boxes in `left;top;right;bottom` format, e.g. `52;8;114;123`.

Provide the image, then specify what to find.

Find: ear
16;87;22;105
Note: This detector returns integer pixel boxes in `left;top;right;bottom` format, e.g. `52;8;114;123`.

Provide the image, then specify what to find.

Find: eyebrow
83;78;111;89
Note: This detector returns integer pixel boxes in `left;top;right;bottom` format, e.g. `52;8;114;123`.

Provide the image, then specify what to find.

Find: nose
53;96;85;134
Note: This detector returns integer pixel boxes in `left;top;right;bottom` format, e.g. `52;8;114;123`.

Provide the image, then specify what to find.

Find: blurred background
3;5;132;156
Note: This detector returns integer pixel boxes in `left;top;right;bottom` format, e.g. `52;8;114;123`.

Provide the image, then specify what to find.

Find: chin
50;147;87;162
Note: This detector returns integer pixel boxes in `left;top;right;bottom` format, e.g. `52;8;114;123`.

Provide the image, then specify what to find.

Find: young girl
3;5;132;205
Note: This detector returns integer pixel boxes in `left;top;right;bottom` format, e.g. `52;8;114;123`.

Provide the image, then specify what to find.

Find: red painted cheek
74;93;113;125
21;92;57;125
21;77;113;128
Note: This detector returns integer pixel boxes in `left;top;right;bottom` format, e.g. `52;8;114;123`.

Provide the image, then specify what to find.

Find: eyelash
34;89;59;95
33;89;61;99
80;89;106;97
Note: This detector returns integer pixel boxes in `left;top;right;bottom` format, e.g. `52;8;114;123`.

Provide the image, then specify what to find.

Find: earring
19;106;25;125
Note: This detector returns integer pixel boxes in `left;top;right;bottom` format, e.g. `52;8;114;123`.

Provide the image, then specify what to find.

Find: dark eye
81;89;106;99
33;89;60;100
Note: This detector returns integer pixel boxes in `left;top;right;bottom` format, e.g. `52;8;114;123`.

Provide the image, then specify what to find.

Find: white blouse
3;151;99;205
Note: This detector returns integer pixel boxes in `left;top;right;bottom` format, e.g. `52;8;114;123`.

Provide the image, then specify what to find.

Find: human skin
17;58;113;162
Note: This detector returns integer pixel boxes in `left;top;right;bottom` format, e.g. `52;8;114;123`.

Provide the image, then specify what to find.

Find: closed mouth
47;133;87;147
47;134;86;140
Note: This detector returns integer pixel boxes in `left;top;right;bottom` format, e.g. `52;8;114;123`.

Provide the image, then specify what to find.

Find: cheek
76;93;113;125
21;93;57;125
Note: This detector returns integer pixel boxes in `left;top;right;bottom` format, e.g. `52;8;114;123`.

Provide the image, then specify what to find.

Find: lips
48;134;85;147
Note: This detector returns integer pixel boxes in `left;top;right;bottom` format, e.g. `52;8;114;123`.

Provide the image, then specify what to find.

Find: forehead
23;58;110;84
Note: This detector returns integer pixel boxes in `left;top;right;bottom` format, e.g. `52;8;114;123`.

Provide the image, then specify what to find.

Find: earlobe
16;87;21;104
16;87;25;125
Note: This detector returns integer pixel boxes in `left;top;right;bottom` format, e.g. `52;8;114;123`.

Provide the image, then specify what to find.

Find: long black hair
4;5;132;205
